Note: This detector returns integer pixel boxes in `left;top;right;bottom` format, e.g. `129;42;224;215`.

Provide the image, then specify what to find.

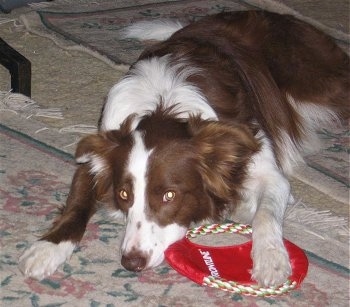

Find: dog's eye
163;191;175;203
119;189;128;200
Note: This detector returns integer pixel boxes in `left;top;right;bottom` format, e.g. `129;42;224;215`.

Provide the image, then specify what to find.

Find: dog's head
76;107;259;271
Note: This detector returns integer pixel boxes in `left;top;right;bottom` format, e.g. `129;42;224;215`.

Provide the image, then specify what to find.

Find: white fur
121;132;187;267
287;94;339;151
121;132;152;256
287;94;339;131
122;20;185;41
76;153;108;181
233;132;291;286
278;94;340;173
101;55;217;131
76;153;91;164
89;154;107;175
19;241;75;280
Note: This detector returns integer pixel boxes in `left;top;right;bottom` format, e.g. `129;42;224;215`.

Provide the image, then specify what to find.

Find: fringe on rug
19;13;130;72
0;90;98;149
28;2;57;10
59;124;98;148
0;17;17;26
59;124;98;134
285;200;349;239
0;91;63;119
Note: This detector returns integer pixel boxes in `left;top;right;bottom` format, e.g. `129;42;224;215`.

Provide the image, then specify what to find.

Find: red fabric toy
165;223;308;296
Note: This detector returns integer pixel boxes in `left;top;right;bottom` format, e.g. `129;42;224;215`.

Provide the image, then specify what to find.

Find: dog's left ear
189;118;260;200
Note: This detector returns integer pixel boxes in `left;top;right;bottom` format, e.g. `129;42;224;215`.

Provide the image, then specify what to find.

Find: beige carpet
0;1;349;306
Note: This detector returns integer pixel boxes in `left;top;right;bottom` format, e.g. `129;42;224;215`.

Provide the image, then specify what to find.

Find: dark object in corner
0;38;31;97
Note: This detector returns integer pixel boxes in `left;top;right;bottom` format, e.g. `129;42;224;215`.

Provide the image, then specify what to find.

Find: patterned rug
0;122;349;306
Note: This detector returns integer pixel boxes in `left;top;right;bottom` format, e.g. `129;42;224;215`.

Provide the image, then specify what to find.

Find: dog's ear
74;116;135;206
74;132;121;204
189;118;260;200
75;133;116;164
76;114;135;164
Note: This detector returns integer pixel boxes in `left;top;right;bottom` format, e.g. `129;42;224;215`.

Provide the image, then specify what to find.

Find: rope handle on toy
186;223;297;297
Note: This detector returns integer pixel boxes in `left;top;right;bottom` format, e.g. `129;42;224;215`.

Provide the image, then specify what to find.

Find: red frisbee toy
165;223;308;297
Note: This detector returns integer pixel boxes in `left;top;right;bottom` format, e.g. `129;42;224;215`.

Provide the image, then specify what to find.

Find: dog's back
124;11;349;172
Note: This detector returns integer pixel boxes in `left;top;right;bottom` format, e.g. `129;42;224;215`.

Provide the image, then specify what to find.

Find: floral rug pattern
0;125;349;306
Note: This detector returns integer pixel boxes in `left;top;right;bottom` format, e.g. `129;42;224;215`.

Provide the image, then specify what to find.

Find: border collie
19;11;349;287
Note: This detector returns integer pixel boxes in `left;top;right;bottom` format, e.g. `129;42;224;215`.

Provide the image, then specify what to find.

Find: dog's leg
19;165;97;280
250;171;291;287
237;135;293;287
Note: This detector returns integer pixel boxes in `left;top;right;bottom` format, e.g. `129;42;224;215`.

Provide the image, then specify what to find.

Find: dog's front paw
252;245;291;287
19;241;75;280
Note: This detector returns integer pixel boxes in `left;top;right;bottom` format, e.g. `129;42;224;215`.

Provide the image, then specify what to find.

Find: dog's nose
121;254;147;272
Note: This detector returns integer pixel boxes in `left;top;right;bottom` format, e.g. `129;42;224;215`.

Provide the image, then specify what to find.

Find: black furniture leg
0;38;31;97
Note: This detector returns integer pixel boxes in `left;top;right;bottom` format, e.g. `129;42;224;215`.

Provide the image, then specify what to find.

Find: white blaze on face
121;132;187;268
121;132;150;252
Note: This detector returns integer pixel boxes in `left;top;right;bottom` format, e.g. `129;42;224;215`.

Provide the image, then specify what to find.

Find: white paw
252;245;291;287
19;241;75;280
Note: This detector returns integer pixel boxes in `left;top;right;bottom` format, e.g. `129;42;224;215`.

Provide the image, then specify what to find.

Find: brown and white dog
19;11;349;287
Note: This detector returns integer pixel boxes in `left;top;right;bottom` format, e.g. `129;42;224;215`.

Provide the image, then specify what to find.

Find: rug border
36;0;257;65
0;123;74;164
305;250;350;277
305;157;349;188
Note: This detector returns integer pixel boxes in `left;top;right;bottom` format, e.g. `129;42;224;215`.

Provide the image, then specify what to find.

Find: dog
19;11;349;287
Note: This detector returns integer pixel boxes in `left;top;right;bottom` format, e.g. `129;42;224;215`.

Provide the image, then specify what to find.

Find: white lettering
199;249;221;278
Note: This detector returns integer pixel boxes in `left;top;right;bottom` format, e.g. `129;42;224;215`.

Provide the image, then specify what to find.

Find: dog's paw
19;241;75;280
251;245;291;287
